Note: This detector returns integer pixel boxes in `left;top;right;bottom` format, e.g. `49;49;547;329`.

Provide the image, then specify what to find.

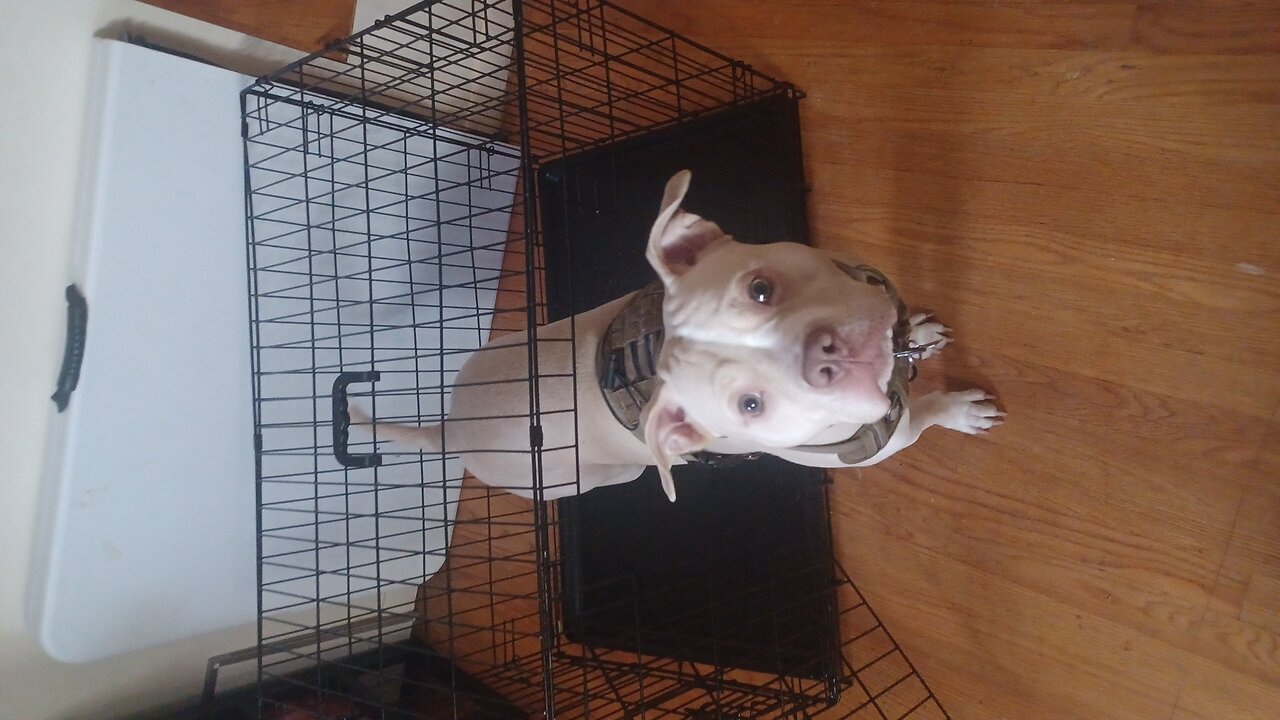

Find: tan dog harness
597;262;922;466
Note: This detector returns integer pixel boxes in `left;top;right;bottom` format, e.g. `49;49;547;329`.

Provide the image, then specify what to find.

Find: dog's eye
748;276;773;304
738;393;765;416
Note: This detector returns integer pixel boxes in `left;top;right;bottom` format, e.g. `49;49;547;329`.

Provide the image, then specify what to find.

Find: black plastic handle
332;371;382;468
51;284;88;412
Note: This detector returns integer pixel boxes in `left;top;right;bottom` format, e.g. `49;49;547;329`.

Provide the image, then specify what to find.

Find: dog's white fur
355;171;1002;501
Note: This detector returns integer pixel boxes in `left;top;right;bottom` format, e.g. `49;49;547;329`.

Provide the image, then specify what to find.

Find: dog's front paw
908;313;951;359
935;389;1004;435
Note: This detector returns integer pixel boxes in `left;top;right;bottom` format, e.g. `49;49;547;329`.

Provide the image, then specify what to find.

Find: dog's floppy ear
646;170;728;285
640;381;713;502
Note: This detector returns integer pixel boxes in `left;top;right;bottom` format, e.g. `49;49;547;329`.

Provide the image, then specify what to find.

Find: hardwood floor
140;0;355;53
608;1;1279;717
206;0;1276;716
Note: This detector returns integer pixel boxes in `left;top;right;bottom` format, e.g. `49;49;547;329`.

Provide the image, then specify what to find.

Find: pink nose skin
803;327;852;388
803;325;893;419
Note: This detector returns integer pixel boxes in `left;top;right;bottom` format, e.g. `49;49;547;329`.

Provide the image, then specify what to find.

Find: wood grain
614;0;1280;717
626;1;1142;53
768;46;1280;106
140;0;356;53
1134;2;1280;55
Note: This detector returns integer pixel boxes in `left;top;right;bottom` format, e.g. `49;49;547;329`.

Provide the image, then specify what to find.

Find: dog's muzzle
597;261;924;466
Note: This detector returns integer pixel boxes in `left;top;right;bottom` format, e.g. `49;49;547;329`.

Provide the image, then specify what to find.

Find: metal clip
893;339;944;360
894;339;944;382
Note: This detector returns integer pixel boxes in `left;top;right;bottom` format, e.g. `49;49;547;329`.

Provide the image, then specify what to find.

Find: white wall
0;2;303;717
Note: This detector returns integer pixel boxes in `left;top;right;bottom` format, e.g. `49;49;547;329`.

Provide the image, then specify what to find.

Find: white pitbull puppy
354;171;1002;501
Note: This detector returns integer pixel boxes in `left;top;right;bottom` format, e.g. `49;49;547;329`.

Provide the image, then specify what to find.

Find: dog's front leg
766;390;1002;469
897;389;1003;443
849;389;1003;465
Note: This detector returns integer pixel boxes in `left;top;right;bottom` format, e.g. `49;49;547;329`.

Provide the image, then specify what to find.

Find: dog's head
641;171;898;499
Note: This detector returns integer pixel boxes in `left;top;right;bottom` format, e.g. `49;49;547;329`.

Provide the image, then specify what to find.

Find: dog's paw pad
908;313;951;358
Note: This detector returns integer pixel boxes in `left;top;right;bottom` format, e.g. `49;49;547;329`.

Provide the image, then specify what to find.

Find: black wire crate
242;1;949;719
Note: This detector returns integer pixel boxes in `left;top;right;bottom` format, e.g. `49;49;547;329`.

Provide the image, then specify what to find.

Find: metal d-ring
894;339;945;381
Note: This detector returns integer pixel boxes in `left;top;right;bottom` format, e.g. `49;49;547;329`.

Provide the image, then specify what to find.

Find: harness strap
597;281;665;435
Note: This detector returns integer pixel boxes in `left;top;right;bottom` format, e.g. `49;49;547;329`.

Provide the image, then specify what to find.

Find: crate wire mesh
242;1;951;718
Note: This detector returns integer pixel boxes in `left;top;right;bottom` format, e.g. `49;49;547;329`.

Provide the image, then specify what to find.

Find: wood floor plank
141;0;356;53
1134;2;1280;55
830;517;1188;720
809;167;1280;277
840;416;1278;688
619;1;1141;52
831;440;1239;656
1193;609;1280;685
1214;463;1280;604
818;196;1278;352
1172;660;1280;720
770;46;1280;106
1191;456;1280;683
1240;573;1280;635
907;351;1267;480
802;88;1280;213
